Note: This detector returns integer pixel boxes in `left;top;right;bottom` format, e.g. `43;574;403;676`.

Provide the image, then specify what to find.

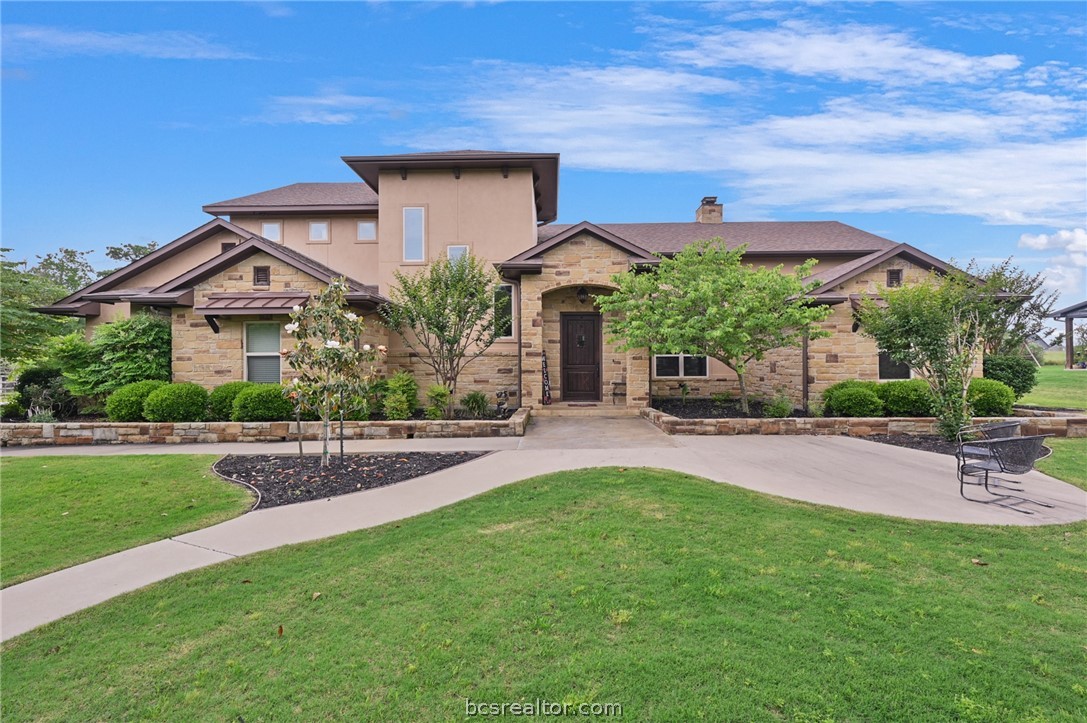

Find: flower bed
0;408;529;447
640;407;1086;438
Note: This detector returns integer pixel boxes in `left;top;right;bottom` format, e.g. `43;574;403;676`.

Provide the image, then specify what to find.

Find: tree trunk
737;372;749;414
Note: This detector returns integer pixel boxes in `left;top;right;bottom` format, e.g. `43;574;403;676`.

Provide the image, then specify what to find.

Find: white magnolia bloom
362;344;372;351
284;322;299;334
344;312;358;321
292;305;302;313
324;339;341;349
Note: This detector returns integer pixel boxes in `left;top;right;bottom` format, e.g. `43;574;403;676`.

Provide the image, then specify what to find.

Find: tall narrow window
309;221;329;243
245;323;281;383
357;220;377;241
886;269;903;287
494;284;514;338
878;351;910;380
261;221;281;243
253;266;270;286
403;207;425;262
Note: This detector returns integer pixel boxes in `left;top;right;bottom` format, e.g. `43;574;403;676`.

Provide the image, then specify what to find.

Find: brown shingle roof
537;221;897;255
203;183;378;214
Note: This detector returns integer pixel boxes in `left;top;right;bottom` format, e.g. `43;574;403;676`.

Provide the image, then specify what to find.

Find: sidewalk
3;419;1085;641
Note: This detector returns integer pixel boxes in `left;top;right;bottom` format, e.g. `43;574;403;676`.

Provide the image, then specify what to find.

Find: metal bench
957;434;1054;514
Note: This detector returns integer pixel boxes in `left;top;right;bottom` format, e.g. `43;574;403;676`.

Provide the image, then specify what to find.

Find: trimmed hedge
874;379;934;417
143;383;208;422
208;381;257;421
822;380;880;417
105;380;168;422
968;378;1015;416
231;384;292;422
827;386;884;417
983;355;1038;399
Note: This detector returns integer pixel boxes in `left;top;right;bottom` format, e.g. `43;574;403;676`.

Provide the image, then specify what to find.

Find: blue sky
3;1;1085;305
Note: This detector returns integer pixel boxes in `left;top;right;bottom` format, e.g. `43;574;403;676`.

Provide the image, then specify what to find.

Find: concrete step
530;403;642;418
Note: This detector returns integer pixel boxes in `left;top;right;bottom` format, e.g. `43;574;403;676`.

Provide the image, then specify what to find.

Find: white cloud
662;20;1020;84
1;24;254;61
1020;228;1087;298
255;91;385;125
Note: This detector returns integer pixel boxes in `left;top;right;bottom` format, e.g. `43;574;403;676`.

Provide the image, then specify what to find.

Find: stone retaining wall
0;408;529;447
640;407;1086;438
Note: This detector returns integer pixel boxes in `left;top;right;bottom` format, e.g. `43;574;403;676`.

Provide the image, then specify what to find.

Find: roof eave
203;204;378;215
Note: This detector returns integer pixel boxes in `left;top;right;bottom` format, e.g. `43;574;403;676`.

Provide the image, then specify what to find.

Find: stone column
626;347;651;407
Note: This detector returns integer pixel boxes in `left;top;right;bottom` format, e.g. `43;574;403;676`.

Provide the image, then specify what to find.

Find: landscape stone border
0;408;530;447
640;407;1086;438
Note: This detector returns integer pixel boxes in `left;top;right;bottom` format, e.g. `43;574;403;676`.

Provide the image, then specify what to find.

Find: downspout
512;278;523;408
801;331;810;413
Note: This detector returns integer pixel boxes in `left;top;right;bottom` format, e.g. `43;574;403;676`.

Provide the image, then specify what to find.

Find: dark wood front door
561;313;601;401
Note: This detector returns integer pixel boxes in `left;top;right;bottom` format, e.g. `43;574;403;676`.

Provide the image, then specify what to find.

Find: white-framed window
403;207;425;262
260;221;282;243
653;354;708;378
447;245;469;261
494;284;514;339
878;351;911;380
308;220;330;243
245;322;281;383
357;220;377;242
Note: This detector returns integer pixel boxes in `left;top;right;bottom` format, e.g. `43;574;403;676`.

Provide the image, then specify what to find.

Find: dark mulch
652;398;809;419
865;434;959;456
214;452;487;509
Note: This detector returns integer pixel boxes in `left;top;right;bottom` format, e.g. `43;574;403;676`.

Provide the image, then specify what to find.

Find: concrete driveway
2;417;1085;641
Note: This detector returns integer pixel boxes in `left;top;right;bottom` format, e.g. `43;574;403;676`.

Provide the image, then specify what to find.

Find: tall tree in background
30;248;96;292
967;258;1059;356
0;248;80;362
101;242;159;277
597;240;832;414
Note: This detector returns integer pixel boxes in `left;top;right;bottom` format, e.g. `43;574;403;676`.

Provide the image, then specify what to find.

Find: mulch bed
865;434;959;456
214;452;487;509
653;398;809;419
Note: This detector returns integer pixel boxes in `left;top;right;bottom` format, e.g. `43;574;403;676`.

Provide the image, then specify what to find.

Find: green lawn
2;468;1084;721
0;455;253;588
1018;363;1087;410
1038;438;1087;491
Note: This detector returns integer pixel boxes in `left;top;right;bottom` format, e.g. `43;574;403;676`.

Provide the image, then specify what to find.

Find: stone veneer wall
0;408;529;447
519;233;649;407
640;407;1087;438
385;344;520;408
171;251;388;388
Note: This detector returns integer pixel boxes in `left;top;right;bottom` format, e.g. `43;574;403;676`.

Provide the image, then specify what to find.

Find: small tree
55;314;172;399
379;253;507;418
283;279;380;467
597;239;832;414
967;257;1058;356
857;272;985;440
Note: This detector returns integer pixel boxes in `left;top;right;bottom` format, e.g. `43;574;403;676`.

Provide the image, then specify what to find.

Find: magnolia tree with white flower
282;279;382;467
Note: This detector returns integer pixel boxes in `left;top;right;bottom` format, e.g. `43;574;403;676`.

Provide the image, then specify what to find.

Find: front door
561;313;601;401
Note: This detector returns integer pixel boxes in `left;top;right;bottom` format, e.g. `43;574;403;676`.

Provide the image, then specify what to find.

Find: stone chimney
696;196;723;223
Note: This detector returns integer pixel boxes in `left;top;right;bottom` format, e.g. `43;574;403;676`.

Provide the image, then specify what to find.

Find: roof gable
504;221;659;265
806;243;954;296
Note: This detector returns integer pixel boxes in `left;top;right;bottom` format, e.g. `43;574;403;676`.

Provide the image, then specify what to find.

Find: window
309;221;329;243
245;323;281;383
357;220;377;242
447;245;469;261
886;269;903;288
253;266;270;286
494;284;514;338
879;351;911;380
260;222;281;243
221;242;236;253
653;354;708;378
403;207;425;262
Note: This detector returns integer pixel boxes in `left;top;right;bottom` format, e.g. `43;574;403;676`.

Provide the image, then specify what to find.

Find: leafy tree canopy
966;257;1059;356
0;248;80;362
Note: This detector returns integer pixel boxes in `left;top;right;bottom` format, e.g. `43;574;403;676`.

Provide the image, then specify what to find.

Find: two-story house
42;150;955;412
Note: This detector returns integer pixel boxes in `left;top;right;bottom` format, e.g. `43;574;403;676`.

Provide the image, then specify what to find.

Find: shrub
60;314;172;398
460;391;489;419
425;384;451;420
2;399;26;419
383;392;411;421
762;391;793;418
231;384;292;422
15;364;79;419
208;381;257;421
827;386;884;417
386;371;419;413
983;355;1038;399
143;383;208;422
105;380;168;422
968;378;1015;416
822;380;880;417
875;379;935;417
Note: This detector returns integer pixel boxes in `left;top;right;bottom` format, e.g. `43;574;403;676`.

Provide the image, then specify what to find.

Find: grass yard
2;468;1084;721
1038;438;1087;491
0;455;253;587
1019;362;1087;410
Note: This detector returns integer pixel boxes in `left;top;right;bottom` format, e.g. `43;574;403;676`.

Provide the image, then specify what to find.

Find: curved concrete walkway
3;417;1084;641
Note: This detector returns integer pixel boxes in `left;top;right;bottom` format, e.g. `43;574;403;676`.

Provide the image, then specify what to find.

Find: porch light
576;286;589;304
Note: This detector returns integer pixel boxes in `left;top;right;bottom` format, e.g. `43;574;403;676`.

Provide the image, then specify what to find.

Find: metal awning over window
194;292;309;316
